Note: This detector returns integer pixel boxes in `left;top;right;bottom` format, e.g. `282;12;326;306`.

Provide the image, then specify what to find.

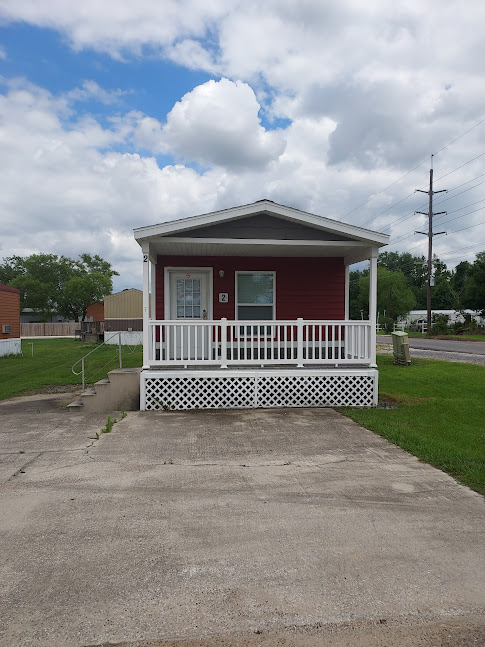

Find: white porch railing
147;319;373;368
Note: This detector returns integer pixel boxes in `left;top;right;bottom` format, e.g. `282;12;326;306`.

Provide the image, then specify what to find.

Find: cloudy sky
1;0;485;290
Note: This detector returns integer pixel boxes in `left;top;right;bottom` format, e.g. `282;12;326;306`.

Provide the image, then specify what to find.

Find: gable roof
134;200;389;264
0;283;20;294
135;200;389;244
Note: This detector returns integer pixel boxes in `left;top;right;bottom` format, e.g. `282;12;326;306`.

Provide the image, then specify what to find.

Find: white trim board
134;200;390;247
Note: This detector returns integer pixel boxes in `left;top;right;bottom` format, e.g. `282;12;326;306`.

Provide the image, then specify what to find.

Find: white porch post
142;243;150;369
344;264;350;320
150;259;156;319
369;248;378;367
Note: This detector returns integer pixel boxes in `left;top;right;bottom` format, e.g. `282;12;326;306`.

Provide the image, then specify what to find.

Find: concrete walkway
1;395;484;646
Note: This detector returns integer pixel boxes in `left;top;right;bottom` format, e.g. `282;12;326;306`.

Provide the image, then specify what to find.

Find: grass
378;330;485;341
342;354;485;496
428;333;485;341
0;338;142;400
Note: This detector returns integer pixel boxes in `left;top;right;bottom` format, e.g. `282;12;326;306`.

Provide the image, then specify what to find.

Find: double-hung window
236;271;275;335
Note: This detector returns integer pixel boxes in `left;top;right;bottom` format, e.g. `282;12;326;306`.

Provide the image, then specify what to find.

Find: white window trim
235;270;276;321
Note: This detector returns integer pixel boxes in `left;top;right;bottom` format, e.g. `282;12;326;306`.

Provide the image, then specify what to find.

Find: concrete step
66;398;83;410
68;367;141;413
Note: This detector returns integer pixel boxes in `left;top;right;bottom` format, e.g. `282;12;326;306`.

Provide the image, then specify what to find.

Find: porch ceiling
146;237;375;263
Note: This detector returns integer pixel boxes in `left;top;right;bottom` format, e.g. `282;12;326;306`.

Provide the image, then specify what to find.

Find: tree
0;253;118;321
348;269;367;319
449;260;473;311
359;267;416;329
431;278;455;309
463;252;485;314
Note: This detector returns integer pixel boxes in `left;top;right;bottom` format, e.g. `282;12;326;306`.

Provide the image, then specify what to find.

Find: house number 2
219;293;229;303
143;254;148;262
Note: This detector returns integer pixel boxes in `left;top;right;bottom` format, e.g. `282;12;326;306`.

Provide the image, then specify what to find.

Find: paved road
379;335;485;355
1;394;485;646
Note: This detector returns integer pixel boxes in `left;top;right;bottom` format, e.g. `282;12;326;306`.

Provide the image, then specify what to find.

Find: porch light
218;269;225;278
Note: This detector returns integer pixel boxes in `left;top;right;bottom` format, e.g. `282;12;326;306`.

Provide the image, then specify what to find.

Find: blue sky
1;1;485;291
1;22;212;120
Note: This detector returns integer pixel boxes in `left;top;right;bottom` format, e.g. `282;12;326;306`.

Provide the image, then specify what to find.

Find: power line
438;204;485;227
341;159;429;222
439;241;485;258
433;151;485;186
386;203;485;249
382;177;485;244
433;117;485;156
359;190;418;227
344;117;485;227
377;173;485;234
450;219;485;235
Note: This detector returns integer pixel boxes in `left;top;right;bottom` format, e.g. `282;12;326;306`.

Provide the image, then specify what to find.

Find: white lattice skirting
140;369;378;410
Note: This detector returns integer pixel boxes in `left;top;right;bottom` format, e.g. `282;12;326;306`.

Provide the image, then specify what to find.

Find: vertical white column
344;264;350;320
150;260;156;320
296;318;304;368
142;243;150;368
369;248;378;367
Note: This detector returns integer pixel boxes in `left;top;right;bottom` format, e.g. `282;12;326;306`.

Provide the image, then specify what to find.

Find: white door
169;271;210;360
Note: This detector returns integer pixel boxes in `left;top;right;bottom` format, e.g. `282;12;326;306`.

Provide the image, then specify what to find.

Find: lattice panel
144;376;255;410
256;375;374;408
143;373;375;410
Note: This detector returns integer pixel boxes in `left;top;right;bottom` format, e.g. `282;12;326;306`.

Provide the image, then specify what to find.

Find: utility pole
415;155;447;333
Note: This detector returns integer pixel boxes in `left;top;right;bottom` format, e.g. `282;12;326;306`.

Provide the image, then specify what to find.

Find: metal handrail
72;332;122;391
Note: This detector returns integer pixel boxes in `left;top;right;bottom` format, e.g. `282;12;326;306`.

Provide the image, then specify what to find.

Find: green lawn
342;355;485;496
0;338;143;400
378;330;485;341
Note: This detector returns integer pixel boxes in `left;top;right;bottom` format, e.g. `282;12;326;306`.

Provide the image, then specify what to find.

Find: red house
134;200;389;410
0;283;21;357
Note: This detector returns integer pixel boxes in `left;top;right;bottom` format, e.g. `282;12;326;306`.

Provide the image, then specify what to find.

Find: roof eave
134;200;389;247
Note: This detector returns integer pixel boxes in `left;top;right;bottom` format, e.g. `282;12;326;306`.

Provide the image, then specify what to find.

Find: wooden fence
21;322;79;337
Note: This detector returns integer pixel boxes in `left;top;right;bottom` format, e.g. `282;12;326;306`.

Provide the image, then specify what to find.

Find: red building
134;200;389;411
0;283;21;356
86;300;105;322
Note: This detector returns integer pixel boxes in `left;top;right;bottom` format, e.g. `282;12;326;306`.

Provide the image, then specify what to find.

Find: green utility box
391;331;411;365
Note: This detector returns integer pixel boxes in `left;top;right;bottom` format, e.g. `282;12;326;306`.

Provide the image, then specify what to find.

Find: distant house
86;301;104;322
103;289;145;345
134;200;389;411
0;283;21;356
20;308;74;323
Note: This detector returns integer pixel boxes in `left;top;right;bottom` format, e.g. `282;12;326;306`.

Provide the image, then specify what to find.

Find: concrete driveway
1;394;485;647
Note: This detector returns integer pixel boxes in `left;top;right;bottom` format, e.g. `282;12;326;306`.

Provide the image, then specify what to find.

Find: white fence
0;338;21;357
104;330;143;346
148;319;373;368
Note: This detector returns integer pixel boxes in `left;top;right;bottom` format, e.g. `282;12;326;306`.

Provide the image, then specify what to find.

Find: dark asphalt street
379;336;485;355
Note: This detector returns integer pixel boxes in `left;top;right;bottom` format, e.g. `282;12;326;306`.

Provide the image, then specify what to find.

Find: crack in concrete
6;453;43;482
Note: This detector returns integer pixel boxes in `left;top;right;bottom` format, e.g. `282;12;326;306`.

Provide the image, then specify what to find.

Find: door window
175;278;201;318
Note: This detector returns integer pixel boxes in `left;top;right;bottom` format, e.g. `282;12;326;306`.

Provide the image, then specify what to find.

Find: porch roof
134;200;389;264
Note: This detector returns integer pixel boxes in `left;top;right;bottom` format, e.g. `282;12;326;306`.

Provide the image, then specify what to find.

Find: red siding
86;301;105;321
0;284;21;338
156;256;345;320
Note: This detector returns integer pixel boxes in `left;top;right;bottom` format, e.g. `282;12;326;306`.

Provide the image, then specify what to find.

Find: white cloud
135;78;286;169
4;1;485;175
2;2;485;283
66;80;128;105
0;0;233;59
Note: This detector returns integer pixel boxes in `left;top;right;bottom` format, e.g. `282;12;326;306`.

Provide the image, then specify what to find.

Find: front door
169;271;210;360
